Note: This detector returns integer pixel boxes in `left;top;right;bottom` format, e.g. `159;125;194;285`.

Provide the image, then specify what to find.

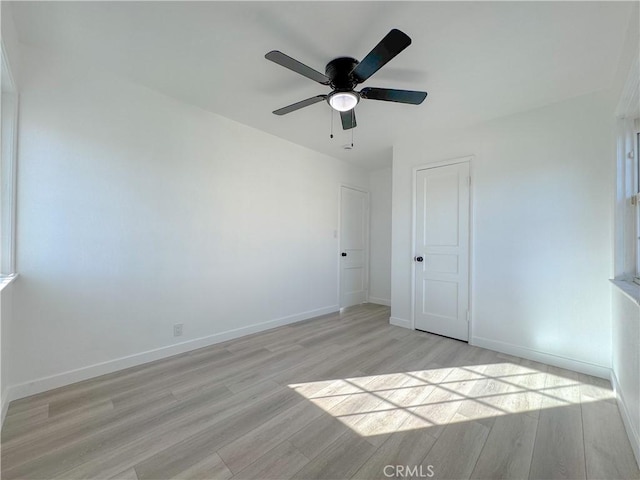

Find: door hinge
468;176;472;187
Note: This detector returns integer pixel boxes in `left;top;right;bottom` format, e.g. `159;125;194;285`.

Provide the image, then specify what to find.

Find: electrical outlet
173;324;183;337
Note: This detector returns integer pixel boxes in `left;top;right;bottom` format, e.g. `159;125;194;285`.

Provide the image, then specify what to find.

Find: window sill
610;278;640;305
0;273;18;293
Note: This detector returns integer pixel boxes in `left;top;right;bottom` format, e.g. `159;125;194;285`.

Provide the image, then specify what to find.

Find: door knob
415;256;424;262
341;252;347;257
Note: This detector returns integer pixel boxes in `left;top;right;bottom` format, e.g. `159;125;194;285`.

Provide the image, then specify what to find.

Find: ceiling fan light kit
265;28;428;134
328;91;359;112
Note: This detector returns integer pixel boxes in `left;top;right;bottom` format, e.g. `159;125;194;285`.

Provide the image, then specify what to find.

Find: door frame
410;156;475;339
338;184;370;309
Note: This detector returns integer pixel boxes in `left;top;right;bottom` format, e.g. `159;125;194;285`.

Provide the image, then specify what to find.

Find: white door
340;186;368;308
414;162;470;341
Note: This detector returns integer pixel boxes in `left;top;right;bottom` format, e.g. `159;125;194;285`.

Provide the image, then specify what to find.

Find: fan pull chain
330;109;334;139
351;110;354;148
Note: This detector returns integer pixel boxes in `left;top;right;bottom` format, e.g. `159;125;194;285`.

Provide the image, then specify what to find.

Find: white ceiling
10;1;634;169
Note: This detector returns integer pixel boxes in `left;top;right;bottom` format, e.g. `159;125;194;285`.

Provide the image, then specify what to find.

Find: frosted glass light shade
329;92;358;112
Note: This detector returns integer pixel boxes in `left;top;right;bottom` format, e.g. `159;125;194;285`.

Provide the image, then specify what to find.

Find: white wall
612;288;640;464
8;45;368;397
392;90;614;376
368;167;392;306
1;283;14;418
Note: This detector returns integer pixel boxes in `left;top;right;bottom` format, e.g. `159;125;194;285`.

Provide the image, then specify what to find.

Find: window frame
0;42;18;278
613;50;640;287
635;131;640;284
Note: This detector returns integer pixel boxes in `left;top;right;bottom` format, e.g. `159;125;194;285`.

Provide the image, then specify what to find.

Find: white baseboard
368;297;391;307
1;305;339;414
611;370;640;468
390;316;411;329
471;336;611;379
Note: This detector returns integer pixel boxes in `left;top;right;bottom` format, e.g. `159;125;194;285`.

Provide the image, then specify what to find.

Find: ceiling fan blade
340;109;357;130
273;95;327;115
351;29;412;83
360;87;427;105
265;51;330;85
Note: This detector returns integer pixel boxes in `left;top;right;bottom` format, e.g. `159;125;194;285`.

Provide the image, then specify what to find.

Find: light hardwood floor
2;304;638;480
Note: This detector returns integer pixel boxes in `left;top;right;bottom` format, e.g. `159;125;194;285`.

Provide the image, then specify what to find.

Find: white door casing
340;186;368;308
414;161;470;341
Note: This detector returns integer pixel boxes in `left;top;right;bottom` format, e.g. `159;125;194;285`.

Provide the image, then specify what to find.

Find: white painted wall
1;283;14;419
611;288;640;464
8;45;368;397
368;167;392;306
392;90;614;376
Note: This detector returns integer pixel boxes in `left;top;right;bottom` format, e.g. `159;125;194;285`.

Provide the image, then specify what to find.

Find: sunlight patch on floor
288;363;613;437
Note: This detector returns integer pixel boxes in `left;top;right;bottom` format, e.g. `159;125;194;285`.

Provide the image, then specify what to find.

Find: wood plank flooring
2;304;638;480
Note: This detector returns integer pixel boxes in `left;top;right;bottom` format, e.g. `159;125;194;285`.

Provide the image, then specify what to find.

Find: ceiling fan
265;29;428;131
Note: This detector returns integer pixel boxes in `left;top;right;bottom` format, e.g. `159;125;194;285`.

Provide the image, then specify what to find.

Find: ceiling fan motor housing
325;57;360;91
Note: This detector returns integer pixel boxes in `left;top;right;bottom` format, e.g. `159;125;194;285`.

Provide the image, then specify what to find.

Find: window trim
613;52;640;284
635;131;640;284
1;42;18;277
